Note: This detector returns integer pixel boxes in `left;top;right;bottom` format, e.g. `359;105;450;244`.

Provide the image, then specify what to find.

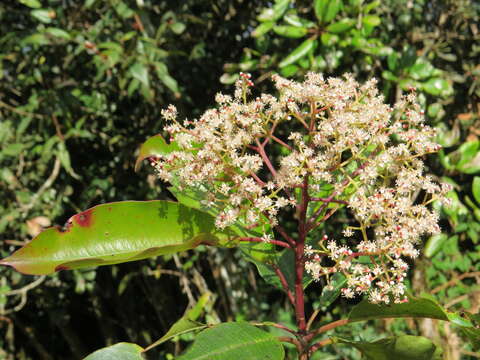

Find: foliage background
0;0;478;359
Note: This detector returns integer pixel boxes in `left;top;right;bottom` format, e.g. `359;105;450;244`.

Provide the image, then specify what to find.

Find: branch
1;276;46;315
431;271;480;294
308;338;334;354
304;319;349;342
255;138;277;177
20;156;61;212
272;265;295;306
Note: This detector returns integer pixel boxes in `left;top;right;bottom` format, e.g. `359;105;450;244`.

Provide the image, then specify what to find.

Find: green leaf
408;59;435;80
257;0;290;22
19;0;42;8
21;33;49;46
424;234;448;258
337;335;443;360
144;293;212;351
31;9;54;23
473;177;480;204
283;12;316;28
0;201;241;275
155;62;180;94
317;273;346;310
57;142;81;180
135;134;180;171
130;63;149;88
279;64;299;77
170;22;186;34
321;32;339;46
460;327;480;350
326;18;355;33
246;248;311;291
448;141;480;174
45;27;71;40
273;25;308;38
421;78;452;97
83;342;144;360
324;1;342;23
348;296;449;322
362;15;381;27
278;38;316;68
252;21;275;37
177;322;285;360
435;123;460;148
315;0;342;24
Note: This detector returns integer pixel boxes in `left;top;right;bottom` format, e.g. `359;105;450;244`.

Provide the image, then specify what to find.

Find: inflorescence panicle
151;72;451;304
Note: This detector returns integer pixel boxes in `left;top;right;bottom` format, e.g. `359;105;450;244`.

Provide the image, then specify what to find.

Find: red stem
255;138;277;177
304;319;349;342
294;177;309;333
272;265;295;306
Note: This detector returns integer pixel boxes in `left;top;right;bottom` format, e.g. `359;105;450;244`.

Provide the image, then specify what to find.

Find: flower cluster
151;72;449;304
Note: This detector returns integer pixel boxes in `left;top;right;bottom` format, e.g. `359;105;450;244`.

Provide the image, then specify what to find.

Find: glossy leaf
317;273;346;310
348;296;449;322
31;9;53;23
19;0;42;8
257;0;290;22
337;335;443;360
326;18;355;34
0;201;241;275
83;343;144;360
362;15;381;28
421;78;452;97
424;234;448;258
283;13;315;28
324;0;342;23
273;25;308;38
134;134;180;171
45;27;71;40
408;59;435;80
314;0;342;24
177;322;285;360
278;38;316;68
252;21;275;37
144;292;212;352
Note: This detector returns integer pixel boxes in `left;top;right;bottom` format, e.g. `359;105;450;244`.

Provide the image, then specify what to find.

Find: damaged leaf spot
74;209;93;227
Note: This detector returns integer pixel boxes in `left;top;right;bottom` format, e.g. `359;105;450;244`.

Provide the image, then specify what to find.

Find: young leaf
337;335;443;360
278;38;316;68
177;322;285;360
83;342;144;360
0;201;241;275
317;273;346;310
135;134;180;171
273;25;308;38
424;234;448;258
144;292;212;352
325;18;355;34
252;21;275;37
315;0;342;24
257;0;290;22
